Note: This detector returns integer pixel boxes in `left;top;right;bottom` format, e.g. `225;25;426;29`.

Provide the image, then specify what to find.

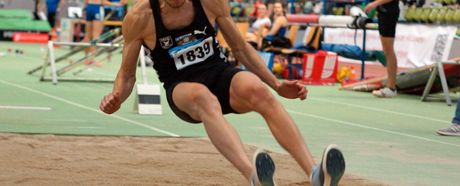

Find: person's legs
380;36;397;90
453;98;460;124
229;71;316;176
92;21;104;40
436;98;460;136
82;21;93;42
372;36;398;98
82;21;94;64
171;82;254;181
47;12;57;29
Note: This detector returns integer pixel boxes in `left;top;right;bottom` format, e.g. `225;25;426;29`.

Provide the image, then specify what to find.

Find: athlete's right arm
100;11;145;114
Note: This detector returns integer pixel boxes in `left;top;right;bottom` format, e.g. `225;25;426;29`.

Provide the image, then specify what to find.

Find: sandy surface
0;133;385;185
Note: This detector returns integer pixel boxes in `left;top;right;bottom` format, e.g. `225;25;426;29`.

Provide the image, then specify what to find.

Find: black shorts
377;6;399;38
165;63;243;124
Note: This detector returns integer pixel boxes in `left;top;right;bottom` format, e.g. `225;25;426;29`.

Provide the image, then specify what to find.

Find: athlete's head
163;0;186;8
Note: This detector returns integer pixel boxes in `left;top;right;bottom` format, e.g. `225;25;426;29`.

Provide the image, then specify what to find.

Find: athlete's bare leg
171;82;254;181
229;71;316;176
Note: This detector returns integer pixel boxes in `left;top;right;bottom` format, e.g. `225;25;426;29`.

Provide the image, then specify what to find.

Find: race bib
168;37;214;70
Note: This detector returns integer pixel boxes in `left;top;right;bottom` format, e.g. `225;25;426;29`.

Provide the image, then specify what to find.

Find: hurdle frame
44;40;124;85
421;60;460;106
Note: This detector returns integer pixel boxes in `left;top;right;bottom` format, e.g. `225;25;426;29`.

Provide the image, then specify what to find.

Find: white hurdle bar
51;41;123;47
47;40;124;84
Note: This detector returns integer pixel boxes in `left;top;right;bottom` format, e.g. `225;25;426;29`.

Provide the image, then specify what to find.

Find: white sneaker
372;87;397;98
252;148;276;186
310;144;346;186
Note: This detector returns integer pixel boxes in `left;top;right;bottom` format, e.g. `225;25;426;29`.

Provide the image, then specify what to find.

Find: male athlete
100;0;346;185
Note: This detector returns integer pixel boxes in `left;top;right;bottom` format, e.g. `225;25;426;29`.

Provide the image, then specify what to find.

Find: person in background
262;2;291;49
246;3;271;49
82;0;124;64
45;0;65;29
104;0;129;21
365;0;399;98
33;0;41;20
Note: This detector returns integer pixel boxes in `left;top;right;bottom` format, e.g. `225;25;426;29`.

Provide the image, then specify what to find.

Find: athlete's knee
188;87;221;115
245;82;277;110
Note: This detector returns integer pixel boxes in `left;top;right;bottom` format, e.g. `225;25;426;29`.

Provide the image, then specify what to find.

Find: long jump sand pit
0;133;384;185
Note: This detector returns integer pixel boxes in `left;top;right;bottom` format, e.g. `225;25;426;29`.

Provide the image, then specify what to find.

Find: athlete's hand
99;92;121;114
364;2;378;13
276;80;308;100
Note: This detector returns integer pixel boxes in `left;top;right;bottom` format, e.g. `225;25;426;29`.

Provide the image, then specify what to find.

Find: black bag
262;36;292;49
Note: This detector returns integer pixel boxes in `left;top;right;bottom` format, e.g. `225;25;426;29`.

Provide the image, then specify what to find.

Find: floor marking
310;97;450;124
0;80;179;137
287;109;460;148
0;105;51;111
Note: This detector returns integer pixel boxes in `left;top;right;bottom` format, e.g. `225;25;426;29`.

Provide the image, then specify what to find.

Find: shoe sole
436;131;460;136
253;148;276;186
321;144;346;186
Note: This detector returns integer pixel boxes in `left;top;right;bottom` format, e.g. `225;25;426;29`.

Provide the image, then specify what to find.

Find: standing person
365;0;399;98
99;0;346;185
82;0;123;64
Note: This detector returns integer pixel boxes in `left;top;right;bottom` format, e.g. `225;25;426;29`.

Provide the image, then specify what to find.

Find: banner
324;24;457;68
12;32;49;43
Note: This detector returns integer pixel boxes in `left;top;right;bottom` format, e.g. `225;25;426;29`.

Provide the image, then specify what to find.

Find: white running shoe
372;87;397;98
252;148;276;186
310;144;346;186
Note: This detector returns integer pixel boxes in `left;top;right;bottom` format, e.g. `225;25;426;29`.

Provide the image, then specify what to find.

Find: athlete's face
164;0;186;8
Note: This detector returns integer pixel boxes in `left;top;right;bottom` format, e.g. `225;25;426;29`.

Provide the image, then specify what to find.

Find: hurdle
54;36;123;76
37;29;123;85
28;28;121;75
44;39;124;85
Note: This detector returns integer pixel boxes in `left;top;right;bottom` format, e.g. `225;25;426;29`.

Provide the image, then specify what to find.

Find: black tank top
146;0;227;84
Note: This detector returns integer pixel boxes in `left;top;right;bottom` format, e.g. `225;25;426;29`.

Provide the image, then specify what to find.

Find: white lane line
0;105;52;111
0;80;179;137
287;109;460;148
310;97;450;124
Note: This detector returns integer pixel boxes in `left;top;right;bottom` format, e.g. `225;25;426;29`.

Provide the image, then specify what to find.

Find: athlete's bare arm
205;0;280;90
100;1;156;114
205;0;306;100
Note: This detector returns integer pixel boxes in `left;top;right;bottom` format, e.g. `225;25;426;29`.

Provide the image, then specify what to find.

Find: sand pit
0;133;385;185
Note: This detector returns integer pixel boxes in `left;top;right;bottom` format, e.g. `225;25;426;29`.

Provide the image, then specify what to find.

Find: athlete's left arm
209;0;307;100
211;0;279;90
